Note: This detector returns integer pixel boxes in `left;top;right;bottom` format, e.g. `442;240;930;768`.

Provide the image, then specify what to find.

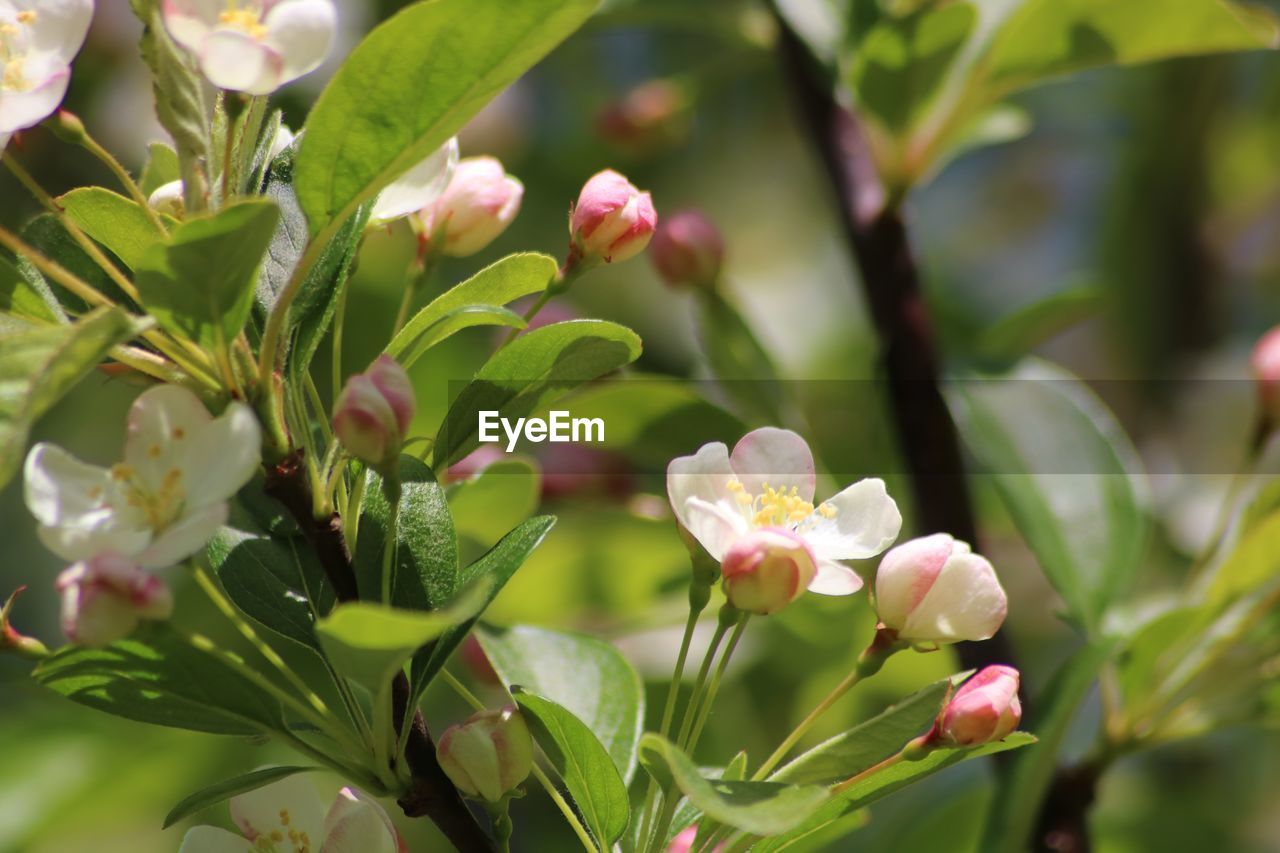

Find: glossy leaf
410;516;556;696
435;320;642;467
296;0;596;235
771;677;952;785
638;734;830;837
477;622;644;783
387;252;557;366
354;456;458;609
514;690;630;846
135;201;279;352
163;765;316;828
945;360;1149;634
34;624;286;735
0;307;138;488
58;187;174;270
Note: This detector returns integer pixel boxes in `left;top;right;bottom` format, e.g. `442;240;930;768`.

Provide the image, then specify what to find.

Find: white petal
322;788;400;853
370;137;459;224
37;518;152;564
22;0;93;64
137;502;228;569
804;478;902;561
178;826;253;853
665;441;735;532
124;385;214;493
0;64;69;132
24;443;113;526
903;551;1007;643
200;28;282;95
729;427;815;501
873;533;954;631
230;773;326;848
807;559;863;596
682;497;749;562
161;0;221;51
180;401;261;507
263;0;336;87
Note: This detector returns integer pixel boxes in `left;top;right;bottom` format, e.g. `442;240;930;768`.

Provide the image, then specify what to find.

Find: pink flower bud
937;665;1022;746
333;356;415;469
665;826;725;853
597;79;690;151
873;533;1006;644
650;210;724;289
56;553;173;647
1252;326;1280;426
436;705;534;803
570;169;657;264
418;156;524;257
720;528;817;615
1;586;48;658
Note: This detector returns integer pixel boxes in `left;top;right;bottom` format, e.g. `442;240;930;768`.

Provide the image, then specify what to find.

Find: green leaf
983;0;1279;97
638;734;830;837
21;214;131;308
387;252;557;367
981;642;1113;853
206;527;334;654
435;320;642;468
410;516;556;695
296;0;597;236
514;690;630;847
753;734;1037;852
34;623;286;735
316;585;488;695
0;253;63;324
163;765;316;828
58;187;174;270
447;458;541;546
771;677;952;785
1204;509;1280;605
477;622;644;783
136;200;280;352
0;307;138;488
354;456;458;609
139;142;181;196
975;285;1105;364
696;292;788;425
945;359;1149;634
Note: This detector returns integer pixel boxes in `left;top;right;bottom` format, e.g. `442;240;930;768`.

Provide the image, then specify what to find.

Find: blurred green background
6;1;1280;851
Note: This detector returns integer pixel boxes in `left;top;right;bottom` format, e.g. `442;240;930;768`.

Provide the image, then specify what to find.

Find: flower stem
684;614;749;755
71;124;169;234
392;250;439;337
440;669;599;852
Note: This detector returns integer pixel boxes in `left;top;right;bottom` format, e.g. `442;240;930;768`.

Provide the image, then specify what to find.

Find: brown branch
264;451;494;852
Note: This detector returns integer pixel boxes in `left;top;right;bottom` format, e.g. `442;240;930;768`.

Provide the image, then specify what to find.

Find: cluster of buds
333;355;416;471
436;705;535;804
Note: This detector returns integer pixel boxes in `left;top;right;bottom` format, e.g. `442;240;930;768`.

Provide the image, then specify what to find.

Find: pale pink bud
570;169;657;264
419;156;524;257
1252;326;1280;426
333;356;415;469
937;665;1022;746
873;533;1006;644
56;553;173;647
436;705;534;803
597;79;690;151
651;210;724;289
720;528;817;615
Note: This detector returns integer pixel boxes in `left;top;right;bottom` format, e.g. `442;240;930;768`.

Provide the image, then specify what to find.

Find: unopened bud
333;355;415;470
56;553;173;648
148;180;185;218
1;586;48;658
651;210;724;289
49;110;87;144
720;528;817;615
418;156;523;257
873;533;1006;645
936;665;1022;746
570;169;657;265
1252;326;1280;430
436;705;534;803
597;79;691;152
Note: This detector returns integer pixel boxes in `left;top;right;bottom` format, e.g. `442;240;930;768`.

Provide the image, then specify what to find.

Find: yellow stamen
15;10;36;23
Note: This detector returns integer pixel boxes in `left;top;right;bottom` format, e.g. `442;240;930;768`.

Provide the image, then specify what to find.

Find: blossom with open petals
179;774;404;853
0;0;94;152
162;0;336;95
57;552;172;647
369;136;459;226
667;427;902;600
24;385;261;570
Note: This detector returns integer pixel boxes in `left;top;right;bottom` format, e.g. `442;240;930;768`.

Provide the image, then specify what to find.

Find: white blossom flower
161;0;336;95
368;136;459;226
0;0;94;151
667;427;902;598
24;384;261;570
179;774;403;853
